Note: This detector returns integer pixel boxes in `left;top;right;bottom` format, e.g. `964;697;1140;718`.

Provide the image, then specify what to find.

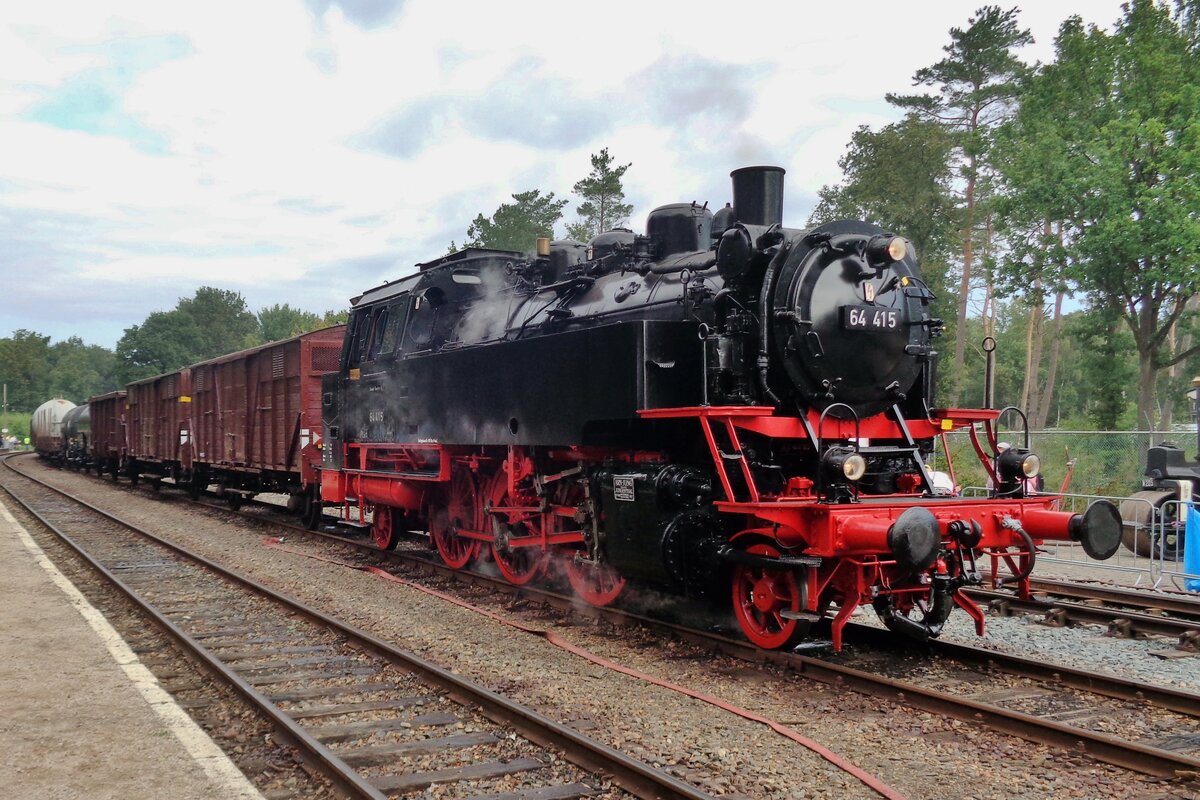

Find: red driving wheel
486;472;547;585
372;505;398;551
564;557;627;606
429;468;481;569
731;542;807;650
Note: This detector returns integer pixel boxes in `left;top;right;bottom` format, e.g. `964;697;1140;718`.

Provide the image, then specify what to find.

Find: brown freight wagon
87;390;127;479
125;368;192;485
190;326;344;510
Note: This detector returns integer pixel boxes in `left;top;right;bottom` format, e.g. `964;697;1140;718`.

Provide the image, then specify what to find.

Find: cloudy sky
2;0;1125;348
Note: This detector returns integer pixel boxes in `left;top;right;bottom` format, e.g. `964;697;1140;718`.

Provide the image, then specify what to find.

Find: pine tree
888;5;1033;405
565;148;632;242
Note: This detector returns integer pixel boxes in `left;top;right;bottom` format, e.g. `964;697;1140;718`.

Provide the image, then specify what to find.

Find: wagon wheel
187;473;204;501
372;505;400;551
486;471;547;585
564;557;627;606
429;467;481;569
731;542;807;650
1120;490;1183;560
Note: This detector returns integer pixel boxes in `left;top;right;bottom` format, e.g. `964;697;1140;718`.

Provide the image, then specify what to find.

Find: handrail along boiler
288;167;1124;648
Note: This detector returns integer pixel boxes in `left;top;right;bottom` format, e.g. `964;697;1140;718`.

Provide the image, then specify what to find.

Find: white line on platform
0;498;265;800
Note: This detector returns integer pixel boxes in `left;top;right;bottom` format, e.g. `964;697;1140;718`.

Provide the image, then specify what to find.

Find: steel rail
214;504;1200;778
0;456;385;800
1024;577;1200;621
1;454;712;800
842;623;1200;717
965;587;1200;640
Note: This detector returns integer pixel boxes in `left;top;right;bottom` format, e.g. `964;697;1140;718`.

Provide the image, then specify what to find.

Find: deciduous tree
999;2;1200;428
258;304;323;342
810;114;960;394
177;286;262;360
115;310;204;384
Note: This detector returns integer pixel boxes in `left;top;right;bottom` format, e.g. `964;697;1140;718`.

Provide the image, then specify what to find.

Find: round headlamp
824;448;867;482
997;448;1040;480
867;234;909;264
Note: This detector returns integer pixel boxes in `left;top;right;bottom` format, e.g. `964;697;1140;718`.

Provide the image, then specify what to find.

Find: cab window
379;298;408;356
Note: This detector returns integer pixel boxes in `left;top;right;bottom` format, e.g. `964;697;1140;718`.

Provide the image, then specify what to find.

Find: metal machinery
319;166;1123;651
1119;376;1200;558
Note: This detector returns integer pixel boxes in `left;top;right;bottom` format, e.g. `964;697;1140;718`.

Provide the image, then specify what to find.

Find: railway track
243;496;1200;780
0;453;711;800
964;580;1200;646
19;455;1200;785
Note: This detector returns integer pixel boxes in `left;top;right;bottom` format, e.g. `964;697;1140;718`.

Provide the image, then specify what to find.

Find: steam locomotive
38;165;1124;650
317;165;1123;650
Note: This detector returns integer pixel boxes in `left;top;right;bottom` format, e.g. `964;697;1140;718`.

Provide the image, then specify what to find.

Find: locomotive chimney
730;166;785;227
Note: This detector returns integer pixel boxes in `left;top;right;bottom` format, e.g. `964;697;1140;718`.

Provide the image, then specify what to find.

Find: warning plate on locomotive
613;476;636;502
842;305;899;332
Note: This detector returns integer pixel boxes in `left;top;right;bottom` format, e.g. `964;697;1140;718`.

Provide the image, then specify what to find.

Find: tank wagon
30;398;76;459
316;165;1124;650
59;403;91;469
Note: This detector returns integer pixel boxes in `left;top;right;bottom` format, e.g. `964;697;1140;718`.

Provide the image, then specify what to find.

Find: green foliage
999;1;1200;427
115;310;204;384
114;286;266;383
887;5;1033;132
565;148;633;242
258;303;323;342
321;308;350;327
1069;309;1138;429
888;5;1034;405
46;337;118;401
464;189;567;252
177;286;263;359
0;330;53;409
0;330;118;409
810;114;960;395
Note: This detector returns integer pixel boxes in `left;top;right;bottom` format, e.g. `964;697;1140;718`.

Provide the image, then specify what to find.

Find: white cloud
0;0;1127;348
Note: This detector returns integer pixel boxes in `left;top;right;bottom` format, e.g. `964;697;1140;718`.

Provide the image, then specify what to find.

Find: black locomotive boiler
318;165;1121;650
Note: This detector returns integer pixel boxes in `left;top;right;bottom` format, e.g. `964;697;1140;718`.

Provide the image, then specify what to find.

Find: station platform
0;497;263;800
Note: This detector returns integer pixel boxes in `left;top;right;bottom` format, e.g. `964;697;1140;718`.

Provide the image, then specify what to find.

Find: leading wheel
731;542;807;650
486;472;547;585
564;556;627;606
372;505;400;551
429;468;481;569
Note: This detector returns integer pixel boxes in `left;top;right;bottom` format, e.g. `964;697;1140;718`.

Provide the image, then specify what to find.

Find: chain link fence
935;428;1198;591
932;428;1197;498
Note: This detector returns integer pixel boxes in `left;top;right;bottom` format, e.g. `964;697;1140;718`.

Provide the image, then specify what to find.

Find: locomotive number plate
842;305;899;332
613;476;636;502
